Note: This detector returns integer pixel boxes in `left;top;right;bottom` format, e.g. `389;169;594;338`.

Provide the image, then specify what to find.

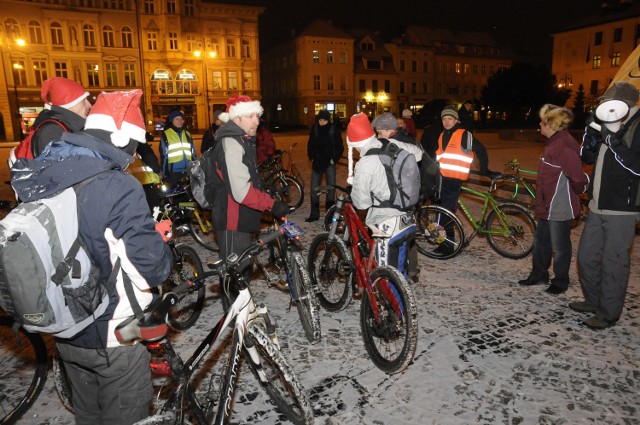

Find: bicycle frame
457;185;522;241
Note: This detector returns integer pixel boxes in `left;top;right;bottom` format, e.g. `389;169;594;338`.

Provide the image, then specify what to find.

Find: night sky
216;0;605;60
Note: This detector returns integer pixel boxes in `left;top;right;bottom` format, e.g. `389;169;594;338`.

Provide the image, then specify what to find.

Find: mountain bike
253;220;321;343
308;185;418;375
0;314;49;425
114;229;314;425
159;180;219;252
415;177;536;260
260;146;305;222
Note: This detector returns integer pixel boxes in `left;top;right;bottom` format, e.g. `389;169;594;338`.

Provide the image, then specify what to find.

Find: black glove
484;170;501;180
601;125;624;148
582;125;602;151
271;200;290;219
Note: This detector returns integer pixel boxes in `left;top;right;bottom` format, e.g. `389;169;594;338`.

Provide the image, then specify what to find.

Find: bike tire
188;209;219;252
486;202;536;259
360;266;418;374
52;353;74;413
160;244;206;330
290;252;322;343
274;175;304;210
0;317;49;425
307;233;353;312
245;323;314;425
415;205;465;259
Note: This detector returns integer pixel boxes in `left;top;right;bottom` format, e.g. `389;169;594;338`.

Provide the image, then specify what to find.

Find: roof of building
297;19;353;40
552;1;640;34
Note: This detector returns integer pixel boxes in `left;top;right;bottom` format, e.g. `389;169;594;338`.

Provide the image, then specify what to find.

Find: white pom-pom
218;112;229;123
347;175;353;185
110;130;130;147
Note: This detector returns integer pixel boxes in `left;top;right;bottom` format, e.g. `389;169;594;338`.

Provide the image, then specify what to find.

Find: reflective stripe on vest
165;129;193;163
436;129;474;180
129;156;161;185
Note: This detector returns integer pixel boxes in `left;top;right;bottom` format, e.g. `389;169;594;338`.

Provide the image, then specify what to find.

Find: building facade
0;0;263;142
551;1;640;109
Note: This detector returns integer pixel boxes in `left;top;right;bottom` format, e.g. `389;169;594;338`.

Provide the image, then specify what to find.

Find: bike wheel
307;233;353;312
360;266;418;374
245;323;314;425
486;202;536;259
189;209;219;252
160;244;205;330
274;175;304;210
52;353;74;413
290;252;321;343
0;316;49;425
415;205;465;259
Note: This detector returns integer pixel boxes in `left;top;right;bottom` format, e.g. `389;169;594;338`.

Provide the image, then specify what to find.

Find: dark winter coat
210;121;275;232
31;106;86;157
11;129;172;348
534;131;589;220
307;122;344;172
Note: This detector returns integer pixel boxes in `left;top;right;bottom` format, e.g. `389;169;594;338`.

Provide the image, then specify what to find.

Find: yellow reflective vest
164;128;193;164
129;155;161;185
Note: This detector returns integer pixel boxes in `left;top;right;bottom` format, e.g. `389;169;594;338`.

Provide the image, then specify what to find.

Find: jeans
309;164;336;218
529;219;572;288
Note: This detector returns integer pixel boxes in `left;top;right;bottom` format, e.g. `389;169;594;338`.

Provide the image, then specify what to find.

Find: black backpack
364;138;421;211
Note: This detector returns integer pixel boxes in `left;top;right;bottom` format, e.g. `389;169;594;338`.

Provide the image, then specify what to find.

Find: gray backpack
364;138;421;211
0;175;115;338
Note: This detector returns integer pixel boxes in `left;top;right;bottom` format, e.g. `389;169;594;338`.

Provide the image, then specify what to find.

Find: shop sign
156;96;195;104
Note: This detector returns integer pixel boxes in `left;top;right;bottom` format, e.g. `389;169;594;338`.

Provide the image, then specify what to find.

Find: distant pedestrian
571;82;640;329
306;109;344;222
458;100;475;133
160;109;196;185
517;104;588;294
401;109;417;140
201;109;224;153
256;118;276;165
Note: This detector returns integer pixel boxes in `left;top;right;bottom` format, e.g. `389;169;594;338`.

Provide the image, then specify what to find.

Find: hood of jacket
11;130;134;202
33;105;86;133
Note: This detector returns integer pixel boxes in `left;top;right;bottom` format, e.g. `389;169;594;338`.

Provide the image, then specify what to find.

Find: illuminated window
176;69;197;94
228;71;238;90
593;54;601;69
241;39;251;58
611;52;621;67
106;63;118;86
86;63;99;86
212;71;222;89
312;50;319;63
243;71;253;90
12;59;27;85
327;50;333;63
151;69;173;94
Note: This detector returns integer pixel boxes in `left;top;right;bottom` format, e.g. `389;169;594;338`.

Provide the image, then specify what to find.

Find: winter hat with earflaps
218;94;263;123
41;77;89;110
346;113;376;185
84;90;146;149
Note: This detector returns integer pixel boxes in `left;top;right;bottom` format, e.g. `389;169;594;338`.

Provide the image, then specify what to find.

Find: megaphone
594;99;630;132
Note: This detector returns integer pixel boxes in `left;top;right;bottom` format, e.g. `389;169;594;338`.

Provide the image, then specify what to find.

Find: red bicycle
307;185;418;374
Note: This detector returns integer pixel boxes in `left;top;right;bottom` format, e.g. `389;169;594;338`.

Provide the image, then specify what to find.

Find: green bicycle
416;176;536;260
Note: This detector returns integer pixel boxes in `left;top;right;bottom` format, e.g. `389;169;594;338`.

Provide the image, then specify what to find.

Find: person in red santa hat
11;90;172;425
30;77;92;157
209;94;290;276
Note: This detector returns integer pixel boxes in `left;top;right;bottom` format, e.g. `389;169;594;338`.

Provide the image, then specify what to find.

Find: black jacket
31;106;86;157
307;122;344;172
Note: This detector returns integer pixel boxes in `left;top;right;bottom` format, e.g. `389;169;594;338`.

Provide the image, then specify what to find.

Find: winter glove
582;125;602;151
483;170;502;180
601;125;624;148
271;200;290;219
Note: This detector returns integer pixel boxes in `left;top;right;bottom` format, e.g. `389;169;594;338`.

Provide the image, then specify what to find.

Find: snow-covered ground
6;132;639;424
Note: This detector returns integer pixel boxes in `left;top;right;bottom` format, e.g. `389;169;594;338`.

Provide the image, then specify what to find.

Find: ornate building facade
0;0;263;142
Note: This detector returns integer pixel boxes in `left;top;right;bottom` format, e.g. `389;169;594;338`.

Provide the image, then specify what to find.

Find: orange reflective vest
436;129;474;180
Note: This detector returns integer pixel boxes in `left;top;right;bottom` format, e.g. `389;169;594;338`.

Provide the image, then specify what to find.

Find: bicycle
307;185;418;375
0;314;49;425
114;229;314;424
415;176;536;260
159;180;219;252
260;145;305;213
253;219;321;343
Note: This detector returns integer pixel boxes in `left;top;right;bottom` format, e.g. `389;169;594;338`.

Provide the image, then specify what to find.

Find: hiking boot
568;301;597;313
545;284;567;295
584;316;616;330
517;276;549;286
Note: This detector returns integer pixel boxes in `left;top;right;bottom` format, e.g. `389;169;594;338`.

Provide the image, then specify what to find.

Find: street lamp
194;48;217;129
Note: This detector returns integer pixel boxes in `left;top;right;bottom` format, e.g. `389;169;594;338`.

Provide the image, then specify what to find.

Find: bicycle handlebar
315;184;351;195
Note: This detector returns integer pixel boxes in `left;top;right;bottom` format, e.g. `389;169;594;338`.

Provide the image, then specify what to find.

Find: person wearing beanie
201;108;225;153
209;94;290;274
305;109;344;222
571;82;640;329
347;112;418;279
11;89;173;424
401;108;417;140
518;104;589;297
432;104;497;254
29;77;92;157
160;108;197;184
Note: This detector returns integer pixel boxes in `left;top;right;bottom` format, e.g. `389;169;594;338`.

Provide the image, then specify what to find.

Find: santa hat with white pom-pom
84;90;146;149
346;113;376;185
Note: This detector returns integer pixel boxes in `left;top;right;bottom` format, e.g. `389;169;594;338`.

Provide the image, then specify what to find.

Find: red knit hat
84;90;146;147
346;113;376;184
41;77;89;110
218;94;263;122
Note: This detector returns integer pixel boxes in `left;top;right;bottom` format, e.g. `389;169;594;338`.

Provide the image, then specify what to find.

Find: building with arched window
0;0;263;142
